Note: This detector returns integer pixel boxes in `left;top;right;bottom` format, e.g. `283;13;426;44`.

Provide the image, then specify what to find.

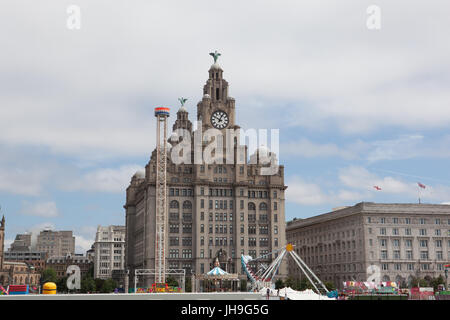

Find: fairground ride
241;243;329;295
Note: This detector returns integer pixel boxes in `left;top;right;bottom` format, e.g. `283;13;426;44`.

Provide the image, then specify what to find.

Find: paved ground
0;292;264;300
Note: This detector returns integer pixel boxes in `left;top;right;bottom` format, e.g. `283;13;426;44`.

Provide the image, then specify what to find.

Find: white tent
262;287;335;300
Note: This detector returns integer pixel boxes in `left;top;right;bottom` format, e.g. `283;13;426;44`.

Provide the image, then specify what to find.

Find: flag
418;182;426;189
373;186;381;191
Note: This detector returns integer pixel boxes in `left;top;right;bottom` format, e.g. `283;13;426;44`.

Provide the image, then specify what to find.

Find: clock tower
197;52;237;133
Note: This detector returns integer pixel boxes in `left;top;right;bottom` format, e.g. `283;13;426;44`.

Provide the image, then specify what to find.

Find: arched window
183;201;192;210
248;202;256;211
382;275;390;282
170;200;179;209
259;203;268;211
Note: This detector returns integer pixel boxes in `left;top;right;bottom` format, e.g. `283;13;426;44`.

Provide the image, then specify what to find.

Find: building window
406;250;413;259
420;251;429;259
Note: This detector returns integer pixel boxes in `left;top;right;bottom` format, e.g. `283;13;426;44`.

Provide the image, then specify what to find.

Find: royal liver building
125;53;287;285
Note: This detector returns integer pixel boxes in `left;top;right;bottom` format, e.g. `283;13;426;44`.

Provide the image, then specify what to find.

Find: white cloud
339;166;450;201
286;176;366;206
74;234;95;254
62;165;143;193
4;238;14;250
26;222;56;249
20;201;59;218
0;0;450;162
287;166;450;207
0;167;46;196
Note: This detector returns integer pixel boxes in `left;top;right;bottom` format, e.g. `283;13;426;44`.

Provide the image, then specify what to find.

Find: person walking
266;288;270;300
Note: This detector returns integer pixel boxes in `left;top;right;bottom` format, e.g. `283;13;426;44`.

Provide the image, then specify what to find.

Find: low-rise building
0;217;40;286
4;251;47;274
46;253;92;279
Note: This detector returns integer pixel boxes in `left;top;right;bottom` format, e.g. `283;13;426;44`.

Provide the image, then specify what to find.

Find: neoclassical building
286;202;450;288
125;54;287;286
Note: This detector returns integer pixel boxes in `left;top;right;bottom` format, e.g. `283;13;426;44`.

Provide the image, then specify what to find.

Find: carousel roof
207;266;229;276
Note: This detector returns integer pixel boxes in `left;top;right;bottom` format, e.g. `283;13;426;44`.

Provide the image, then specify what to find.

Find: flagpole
418;185;420;204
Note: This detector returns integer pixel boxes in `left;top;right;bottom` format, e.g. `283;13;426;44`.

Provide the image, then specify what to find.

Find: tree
100;279;117;293
41;268;57;283
274;279;284;289
94;278;105;292
299;278;314;291
166;276;179;288
283;277;295;289
56;276;68;293
430;275;445;291
324;281;336;291
185;277;192;292
81;276;96;293
240;279;247;292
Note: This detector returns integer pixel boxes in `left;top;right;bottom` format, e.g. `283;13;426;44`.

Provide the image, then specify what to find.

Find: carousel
195;257;240;292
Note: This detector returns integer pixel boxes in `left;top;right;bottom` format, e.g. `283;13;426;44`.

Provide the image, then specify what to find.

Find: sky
1;0;450;253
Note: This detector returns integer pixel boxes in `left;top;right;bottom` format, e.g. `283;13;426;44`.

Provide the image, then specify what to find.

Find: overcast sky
1;0;450;253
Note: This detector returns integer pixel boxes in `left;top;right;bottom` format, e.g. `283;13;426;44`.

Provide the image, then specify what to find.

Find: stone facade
286;202;450;288
46;254;92;279
0;217;41;286
93;225;126;279
125;58;287;286
4;251;47;274
36;230;75;258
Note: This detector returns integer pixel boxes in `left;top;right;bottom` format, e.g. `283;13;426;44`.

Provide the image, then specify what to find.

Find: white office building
94;225;126;279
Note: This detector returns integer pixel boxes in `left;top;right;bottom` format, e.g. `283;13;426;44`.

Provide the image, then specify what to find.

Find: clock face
211;110;229;129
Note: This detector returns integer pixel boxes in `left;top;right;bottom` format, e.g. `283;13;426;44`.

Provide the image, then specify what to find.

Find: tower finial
209;50;221;64
178;97;188;107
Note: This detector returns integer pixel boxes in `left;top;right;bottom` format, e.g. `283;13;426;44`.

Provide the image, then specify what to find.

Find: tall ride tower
154;107;170;284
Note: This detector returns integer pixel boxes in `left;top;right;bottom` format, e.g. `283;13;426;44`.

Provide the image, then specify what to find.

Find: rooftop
286;202;450;230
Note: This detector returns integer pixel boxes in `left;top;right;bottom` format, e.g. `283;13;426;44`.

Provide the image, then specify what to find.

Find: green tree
185;277;192;292
166;276;179;288
299;278;314;291
274;279;284;289
56;276;68;293
94;278;105;292
283;277;295;289
410;277;428;288
430;275;445;291
100;279;117;293
324;281;336;291
41;268;57;283
240;279;247;292
81;276;96;293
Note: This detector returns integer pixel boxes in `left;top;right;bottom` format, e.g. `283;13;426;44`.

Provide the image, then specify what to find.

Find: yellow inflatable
42;282;57;294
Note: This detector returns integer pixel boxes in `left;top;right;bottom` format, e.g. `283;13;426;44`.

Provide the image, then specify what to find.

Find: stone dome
210;63;222;70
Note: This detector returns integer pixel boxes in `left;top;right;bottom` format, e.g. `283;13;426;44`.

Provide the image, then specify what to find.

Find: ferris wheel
241;243;329;295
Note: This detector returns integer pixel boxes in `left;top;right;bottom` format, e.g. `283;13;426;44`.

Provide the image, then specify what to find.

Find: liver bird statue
178;97;188;106
209;50;221;64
